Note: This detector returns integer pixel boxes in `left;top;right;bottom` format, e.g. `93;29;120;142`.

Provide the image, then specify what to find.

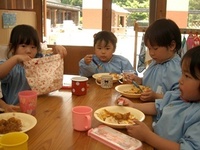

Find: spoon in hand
132;81;143;93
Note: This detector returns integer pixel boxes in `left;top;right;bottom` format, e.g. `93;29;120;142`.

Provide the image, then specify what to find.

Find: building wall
82;9;102;29
0;10;36;45
82;0;102;29
166;11;188;28
166;0;189;28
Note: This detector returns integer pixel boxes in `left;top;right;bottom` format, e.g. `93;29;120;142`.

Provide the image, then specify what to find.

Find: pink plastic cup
72;106;93;131
18;90;37;116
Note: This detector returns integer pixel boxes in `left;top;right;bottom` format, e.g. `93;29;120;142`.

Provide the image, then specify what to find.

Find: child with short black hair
133;18;182;101
79;30;136;77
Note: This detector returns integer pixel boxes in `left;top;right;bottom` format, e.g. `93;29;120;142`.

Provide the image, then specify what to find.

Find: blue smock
143;54;181;94
154;90;200;149
79;55;137;77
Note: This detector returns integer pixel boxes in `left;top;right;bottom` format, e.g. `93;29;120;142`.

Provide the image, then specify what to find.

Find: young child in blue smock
117;45;200;149
0;24;67;106
133;19;182;101
79;31;137;77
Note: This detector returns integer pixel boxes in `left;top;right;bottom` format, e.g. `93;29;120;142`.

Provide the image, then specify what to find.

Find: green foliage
113;0;149;26
61;0;82;7
188;0;200;27
189;0;200;10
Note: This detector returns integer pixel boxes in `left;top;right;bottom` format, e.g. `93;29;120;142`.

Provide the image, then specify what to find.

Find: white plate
0;112;37;135
115;84;142;98
94;106;145;128
92;73;122;83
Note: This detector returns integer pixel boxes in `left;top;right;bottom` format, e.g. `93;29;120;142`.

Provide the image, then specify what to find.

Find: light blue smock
143;54;181;94
79;55;137;77
154;90;200;150
0;60;31;105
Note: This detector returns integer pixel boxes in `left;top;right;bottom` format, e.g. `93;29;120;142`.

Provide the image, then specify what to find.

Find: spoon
132;81;143;93
92;58;102;69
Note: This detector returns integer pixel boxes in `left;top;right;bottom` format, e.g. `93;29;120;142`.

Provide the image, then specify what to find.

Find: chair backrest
48;45;94;75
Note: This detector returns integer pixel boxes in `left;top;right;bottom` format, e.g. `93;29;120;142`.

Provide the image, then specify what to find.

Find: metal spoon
132;81;143;93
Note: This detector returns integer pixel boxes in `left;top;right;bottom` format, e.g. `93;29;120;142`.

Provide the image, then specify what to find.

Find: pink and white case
88;125;143;150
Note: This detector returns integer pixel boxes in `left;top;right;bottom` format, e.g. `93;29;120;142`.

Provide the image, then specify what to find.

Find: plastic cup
72;106;93;131
18;90;37;115
0;132;29;150
120;70;136;84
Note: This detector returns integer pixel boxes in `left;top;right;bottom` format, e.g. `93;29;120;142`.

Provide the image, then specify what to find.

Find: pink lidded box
88;125;143;150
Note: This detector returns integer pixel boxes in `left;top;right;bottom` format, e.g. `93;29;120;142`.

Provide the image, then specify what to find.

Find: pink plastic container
88;125;143;150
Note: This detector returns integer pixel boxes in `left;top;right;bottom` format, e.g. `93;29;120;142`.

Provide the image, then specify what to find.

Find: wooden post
102;0;111;31
43;0;47;39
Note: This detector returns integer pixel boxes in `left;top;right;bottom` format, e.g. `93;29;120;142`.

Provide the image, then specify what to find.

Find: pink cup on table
71;76;88;96
18;90;37;116
72;106;93;131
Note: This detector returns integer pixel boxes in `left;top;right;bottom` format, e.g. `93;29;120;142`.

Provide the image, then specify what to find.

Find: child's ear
169;40;176;51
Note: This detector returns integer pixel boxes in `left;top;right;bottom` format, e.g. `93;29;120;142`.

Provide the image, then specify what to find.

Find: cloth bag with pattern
24;54;64;95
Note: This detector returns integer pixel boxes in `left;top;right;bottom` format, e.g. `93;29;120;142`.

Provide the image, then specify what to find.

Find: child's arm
0;99;20;112
0;55;31;78
52;45;67;58
140;89;163;101
127;119;180;150
132;75;143;85
116;97;157;115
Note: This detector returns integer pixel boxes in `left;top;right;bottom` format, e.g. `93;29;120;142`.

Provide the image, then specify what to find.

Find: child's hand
132;76;142;85
116;96;134;107
2;104;21;112
126;119;152;142
53;45;67;58
140;89;156;101
84;54;93;65
14;55;31;63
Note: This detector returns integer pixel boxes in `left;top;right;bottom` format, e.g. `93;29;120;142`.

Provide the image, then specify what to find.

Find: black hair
7;24;41;58
181;45;200;80
144;18;181;52
93;31;117;50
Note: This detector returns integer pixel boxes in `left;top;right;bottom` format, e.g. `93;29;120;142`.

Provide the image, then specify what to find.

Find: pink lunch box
88;125;143;150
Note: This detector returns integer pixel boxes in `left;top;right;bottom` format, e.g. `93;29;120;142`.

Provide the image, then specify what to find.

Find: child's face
146;40;175;64
15;44;38;58
179;60;200;102
94;40;115;62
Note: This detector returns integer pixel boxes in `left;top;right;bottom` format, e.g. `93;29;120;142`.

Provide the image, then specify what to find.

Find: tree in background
188;0;200;27
113;0;149;26
61;0;149;26
61;0;82;7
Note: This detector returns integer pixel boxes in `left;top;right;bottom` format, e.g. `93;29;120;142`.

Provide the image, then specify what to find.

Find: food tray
88;125;142;150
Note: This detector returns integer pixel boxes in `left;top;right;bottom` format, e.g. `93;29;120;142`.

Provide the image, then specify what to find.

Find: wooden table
27;75;153;150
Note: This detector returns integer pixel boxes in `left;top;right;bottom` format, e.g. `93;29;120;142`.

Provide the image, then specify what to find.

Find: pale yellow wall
0;10;36;45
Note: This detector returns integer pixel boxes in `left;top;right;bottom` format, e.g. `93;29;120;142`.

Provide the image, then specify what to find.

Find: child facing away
0;24;67;106
133;18;182;101
79;30;137;77
117;45;200;150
